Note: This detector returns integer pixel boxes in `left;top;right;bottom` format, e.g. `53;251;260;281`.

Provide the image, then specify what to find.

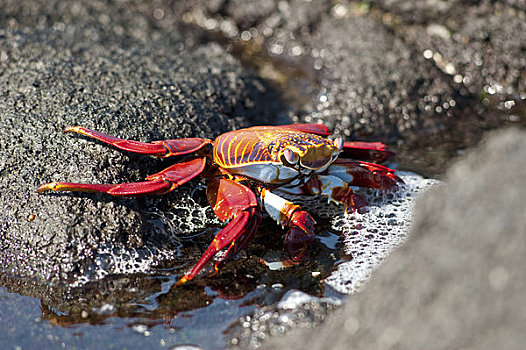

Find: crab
38;123;402;285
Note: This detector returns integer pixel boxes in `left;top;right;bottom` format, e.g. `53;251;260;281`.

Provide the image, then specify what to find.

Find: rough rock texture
192;0;462;140
0;2;284;283
262;127;526;349
367;0;526;98
187;0;524;178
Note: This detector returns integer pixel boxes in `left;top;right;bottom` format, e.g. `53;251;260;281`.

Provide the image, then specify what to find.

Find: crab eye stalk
334;136;343;151
282;148;299;165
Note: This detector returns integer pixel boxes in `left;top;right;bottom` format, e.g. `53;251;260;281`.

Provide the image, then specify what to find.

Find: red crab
38;124;402;285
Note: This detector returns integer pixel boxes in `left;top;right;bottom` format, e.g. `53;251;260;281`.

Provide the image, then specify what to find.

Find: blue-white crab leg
260;188;316;260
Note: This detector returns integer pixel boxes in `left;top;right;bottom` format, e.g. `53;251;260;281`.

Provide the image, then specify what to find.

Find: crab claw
329;159;403;189
284;210;317;262
333;187;368;213
260;189;318;262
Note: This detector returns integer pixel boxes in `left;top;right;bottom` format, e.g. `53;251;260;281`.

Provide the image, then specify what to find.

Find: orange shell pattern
212;126;330;169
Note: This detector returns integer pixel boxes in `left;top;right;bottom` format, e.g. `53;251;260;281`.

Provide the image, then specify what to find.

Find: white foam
278;289;343;310
69;191;220;287
68;172;437;291
324;171;440;294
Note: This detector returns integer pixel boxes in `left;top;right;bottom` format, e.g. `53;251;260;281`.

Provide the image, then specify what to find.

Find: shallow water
1;170;436;349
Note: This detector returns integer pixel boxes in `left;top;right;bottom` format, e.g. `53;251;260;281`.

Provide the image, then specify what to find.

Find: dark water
1;283;260;349
0;217;348;349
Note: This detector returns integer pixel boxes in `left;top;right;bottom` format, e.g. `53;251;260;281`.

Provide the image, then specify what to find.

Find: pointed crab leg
260;188;317;261
64;126;211;158
340;141;394;163
37;157;207;196
176;177;262;285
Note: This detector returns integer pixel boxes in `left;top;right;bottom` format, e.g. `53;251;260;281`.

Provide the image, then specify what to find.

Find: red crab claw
175;177;262;286
283;210;317;262
329;159;403;189
37;157;207;196
63;126;210;157
260;188;317;262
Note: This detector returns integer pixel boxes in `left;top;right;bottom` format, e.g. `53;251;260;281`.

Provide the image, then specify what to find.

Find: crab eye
334;136;343;151
283;148;299;165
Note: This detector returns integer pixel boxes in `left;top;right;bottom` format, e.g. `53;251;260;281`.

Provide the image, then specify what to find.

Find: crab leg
340;141;394;162
176;177;262;285
280;160;403;213
328;159;403;189
64;126;211;157
260;188;317;261
276;123;331;136
299;174;368;213
37;157;206;196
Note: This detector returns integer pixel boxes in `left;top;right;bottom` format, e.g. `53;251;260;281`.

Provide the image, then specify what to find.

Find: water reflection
0;220;345;348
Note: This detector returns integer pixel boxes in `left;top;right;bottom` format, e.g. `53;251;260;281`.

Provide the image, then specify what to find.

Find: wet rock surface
0;1;283;283
191;0;462;139
229;290;343;348
189;0;523;177
0;0;525;349
262;128;526;350
370;0;526;99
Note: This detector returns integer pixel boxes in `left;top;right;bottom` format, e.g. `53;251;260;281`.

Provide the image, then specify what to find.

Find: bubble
325;171;439;294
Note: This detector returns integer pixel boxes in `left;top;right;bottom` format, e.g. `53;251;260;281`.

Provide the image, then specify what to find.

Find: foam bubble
324;171;440;294
69;191;220;287
69;172;437;290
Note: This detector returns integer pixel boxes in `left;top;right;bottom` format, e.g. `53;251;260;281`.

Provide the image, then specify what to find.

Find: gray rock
262;127;526;349
192;0;464;141
294;13;458;139
368;0;526;98
190;1;524;178
366;0;526;21
0;6;284;283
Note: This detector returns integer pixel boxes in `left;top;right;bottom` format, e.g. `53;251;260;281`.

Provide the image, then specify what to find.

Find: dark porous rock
368;0;526;99
367;0;526;22
194;0;462;141
364;0;469;22
0;8;283;283
294;13;459;140
0;0;200;46
262;127;526;350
